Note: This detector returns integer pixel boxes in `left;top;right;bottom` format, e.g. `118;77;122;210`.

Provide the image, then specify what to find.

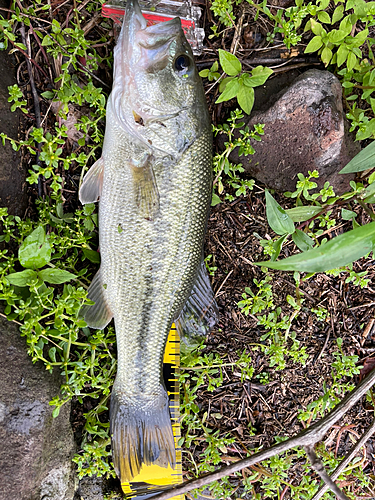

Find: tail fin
110;386;176;482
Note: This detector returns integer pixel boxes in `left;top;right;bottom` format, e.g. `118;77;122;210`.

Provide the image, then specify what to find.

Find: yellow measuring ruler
121;324;184;499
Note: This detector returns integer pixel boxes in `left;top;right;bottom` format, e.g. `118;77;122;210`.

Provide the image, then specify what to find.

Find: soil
4;0;375;498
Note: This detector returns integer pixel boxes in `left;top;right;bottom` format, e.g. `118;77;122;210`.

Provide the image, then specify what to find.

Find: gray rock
76;477;105;500
0;317;76;500
225;69;360;194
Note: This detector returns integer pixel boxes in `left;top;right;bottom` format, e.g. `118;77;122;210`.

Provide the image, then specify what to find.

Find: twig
149;366;375;500
20;24;43;198
304;445;350;500
214;269;233;298
311;419;375;500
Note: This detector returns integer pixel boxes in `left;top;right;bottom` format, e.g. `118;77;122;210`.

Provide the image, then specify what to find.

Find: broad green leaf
82;248;101;264
321;46;333;66
341;208;357;220
218;49;241;76
292;229;314;252
347;52;357;72
6;269;38;286
328;29;346;44
361;182;375;202
317;11;331;24
257;221;375;272
216;78;240;103
38;268;77;284
219;76;234;93
332;5;344;24
211;193;221;206
19;226;52;269
339;16;354;37
305;36;323;53
243;66;273;87
265;190;295;236
286;206;322;222
237;85;254;115
199;69;209;77
41;90;55;99
336;44;349;67
339;141;375;173
310;19;323;36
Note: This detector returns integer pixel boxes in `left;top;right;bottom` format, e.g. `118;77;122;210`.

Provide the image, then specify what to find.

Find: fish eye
174;54;192;74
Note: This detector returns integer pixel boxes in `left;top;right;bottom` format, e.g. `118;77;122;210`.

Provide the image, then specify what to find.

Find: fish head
111;0;210;157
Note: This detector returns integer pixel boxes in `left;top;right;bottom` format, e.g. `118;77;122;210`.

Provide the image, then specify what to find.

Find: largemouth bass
79;0;217;483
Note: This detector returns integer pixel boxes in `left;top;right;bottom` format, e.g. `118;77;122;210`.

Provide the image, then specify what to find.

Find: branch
150;367;375;500
304;445;349;500
311;418;375;500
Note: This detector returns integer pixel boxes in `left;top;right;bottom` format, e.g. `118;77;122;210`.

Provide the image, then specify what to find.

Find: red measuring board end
102;4;195;29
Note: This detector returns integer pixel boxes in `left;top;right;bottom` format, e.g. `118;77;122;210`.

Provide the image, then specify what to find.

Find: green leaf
305;36;323;53
49;347;56;363
336;44;349;67
317;11;331;23
82;248;101;264
341;208;357;220
328;29;347;44
321;46;333;66
218;49;241;76
6;269;38;286
332;4;344;24
41;90;55;99
292;229;314;251
347;51;357;71
18;226;52;269
237;85;254;115
310;19;323;36
265;190;295;236
199;69;209;77
257;221;375;272
216;78;240;103
271;234;288;261
340;141;375;173
211;193;221;206
286;206;322;222
38;268;77;284
219;76;234;93
243;66;273;87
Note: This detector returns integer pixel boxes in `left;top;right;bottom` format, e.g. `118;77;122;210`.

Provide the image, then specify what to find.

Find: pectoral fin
79;157;104;204
80;268;113;329
129;157;159;220
176;259;219;347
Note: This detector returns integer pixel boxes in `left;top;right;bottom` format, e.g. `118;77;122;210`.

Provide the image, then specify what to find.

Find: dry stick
304;445;350;500
150;367;375;500
20;24;43;197
312;418;375;500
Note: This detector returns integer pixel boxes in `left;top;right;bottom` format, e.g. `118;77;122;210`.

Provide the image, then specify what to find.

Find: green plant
211;108;264;205
214;50;273;115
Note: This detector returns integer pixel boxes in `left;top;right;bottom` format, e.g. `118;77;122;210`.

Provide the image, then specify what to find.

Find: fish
78;0;218;484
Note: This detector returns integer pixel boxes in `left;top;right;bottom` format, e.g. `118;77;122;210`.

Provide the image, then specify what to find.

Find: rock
226;69;360;194
0;316;76;500
0;37;27;216
76;477;104;500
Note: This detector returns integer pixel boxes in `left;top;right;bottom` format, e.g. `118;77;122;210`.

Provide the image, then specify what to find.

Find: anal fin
80;268;113;329
176;259;219;347
79;157;104;204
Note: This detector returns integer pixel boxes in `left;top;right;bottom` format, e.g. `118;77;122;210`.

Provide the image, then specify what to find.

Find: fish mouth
121;0;181;62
